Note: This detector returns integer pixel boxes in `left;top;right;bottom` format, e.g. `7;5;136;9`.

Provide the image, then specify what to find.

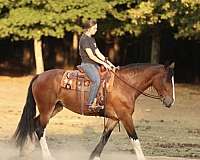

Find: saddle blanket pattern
60;69;114;92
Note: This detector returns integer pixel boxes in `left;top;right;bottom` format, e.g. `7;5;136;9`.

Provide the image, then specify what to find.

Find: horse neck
118;65;163;94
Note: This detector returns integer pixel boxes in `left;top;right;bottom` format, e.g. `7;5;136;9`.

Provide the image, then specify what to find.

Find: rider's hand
109;63;115;69
106;61;115;69
103;63;112;70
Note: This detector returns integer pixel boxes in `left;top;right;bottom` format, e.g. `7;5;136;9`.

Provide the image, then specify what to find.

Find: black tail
13;75;39;148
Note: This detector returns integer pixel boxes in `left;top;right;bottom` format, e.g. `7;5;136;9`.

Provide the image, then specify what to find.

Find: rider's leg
81;63;100;106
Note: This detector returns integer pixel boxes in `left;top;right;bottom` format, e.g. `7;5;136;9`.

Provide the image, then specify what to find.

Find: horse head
152;62;175;108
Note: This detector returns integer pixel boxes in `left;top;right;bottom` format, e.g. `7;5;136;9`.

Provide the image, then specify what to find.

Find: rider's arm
85;48;106;65
95;48;115;68
95;48;106;61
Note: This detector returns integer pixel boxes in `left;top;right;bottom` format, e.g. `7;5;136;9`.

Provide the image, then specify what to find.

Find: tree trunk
108;38;120;64
22;42;32;67
151;28;160;64
34;39;44;74
23;48;31;66
71;32;79;65
72;32;78;53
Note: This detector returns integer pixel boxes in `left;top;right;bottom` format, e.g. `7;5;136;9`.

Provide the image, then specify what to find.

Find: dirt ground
0;76;200;160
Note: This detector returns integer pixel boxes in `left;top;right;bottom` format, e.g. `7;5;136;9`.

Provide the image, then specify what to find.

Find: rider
79;19;115;110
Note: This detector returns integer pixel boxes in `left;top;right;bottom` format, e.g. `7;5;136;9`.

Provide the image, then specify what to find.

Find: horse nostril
166;103;171;108
163;96;173;108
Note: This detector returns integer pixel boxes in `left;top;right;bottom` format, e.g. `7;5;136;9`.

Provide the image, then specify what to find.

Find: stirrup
87;98;97;109
88;105;104;112
87;98;104;112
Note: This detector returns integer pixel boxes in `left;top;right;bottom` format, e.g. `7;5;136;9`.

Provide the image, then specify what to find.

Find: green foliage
126;0;200;39
0;0;200;40
99;0;139;36
169;0;200;39
0;0;110;40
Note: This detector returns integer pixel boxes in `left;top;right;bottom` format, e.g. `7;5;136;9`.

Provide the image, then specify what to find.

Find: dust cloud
0;140;136;160
0;140;198;160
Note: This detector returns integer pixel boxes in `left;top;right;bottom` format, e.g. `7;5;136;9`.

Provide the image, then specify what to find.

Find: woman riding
79;19;115;110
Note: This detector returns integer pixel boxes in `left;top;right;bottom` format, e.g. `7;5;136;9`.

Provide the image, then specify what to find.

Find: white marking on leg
130;138;145;160
171;76;175;105
93;157;100;160
39;130;54;160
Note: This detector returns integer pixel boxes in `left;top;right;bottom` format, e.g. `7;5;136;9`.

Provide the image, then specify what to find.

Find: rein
111;70;161;100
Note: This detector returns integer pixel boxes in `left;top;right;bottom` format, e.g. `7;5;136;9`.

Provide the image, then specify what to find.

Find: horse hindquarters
32;71;63;160
14;74;56;159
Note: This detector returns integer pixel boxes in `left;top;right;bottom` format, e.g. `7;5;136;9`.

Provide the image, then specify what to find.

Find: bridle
110;69;162;100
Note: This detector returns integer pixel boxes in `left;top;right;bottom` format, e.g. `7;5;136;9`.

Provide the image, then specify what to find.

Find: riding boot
88;98;104;112
89;98;97;109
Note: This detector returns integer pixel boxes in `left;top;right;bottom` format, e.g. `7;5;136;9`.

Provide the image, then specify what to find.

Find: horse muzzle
162;96;174;108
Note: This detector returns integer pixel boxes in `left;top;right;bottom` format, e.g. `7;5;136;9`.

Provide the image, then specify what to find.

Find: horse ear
164;61;175;69
169;62;175;69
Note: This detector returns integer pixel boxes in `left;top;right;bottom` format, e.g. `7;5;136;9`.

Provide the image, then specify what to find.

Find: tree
1;0;199;70
167;0;200;39
96;0;137;63
127;0;200;62
107;0;200;63
0;0;110;73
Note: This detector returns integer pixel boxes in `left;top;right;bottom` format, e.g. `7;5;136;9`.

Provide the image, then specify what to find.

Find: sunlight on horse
13;62;175;160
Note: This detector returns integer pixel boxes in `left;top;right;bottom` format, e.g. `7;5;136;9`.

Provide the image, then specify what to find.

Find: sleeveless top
79;34;98;65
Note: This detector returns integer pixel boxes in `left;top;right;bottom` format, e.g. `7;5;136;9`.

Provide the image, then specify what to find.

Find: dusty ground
0;76;199;160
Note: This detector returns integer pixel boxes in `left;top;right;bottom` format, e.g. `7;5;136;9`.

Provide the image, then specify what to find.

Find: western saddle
61;65;115;113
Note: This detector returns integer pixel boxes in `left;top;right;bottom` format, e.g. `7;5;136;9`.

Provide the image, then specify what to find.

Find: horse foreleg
89;118;118;160
121;114;145;160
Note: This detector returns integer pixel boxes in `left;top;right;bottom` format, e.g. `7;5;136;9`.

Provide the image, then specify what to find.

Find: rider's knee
94;77;100;86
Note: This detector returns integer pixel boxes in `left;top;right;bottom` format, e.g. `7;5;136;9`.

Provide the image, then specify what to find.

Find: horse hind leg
33;100;64;160
50;101;63;118
120;114;145;160
39;129;55;160
35;101;63;160
89;118;118;160
34;113;55;160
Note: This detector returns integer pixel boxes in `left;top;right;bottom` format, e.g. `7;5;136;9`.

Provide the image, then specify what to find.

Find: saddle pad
61;70;115;92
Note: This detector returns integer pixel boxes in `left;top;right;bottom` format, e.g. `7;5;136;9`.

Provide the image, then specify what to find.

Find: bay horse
14;63;175;160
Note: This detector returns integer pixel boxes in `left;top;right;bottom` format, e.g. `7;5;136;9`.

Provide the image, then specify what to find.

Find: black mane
118;63;174;82
120;63;162;69
119;63;164;73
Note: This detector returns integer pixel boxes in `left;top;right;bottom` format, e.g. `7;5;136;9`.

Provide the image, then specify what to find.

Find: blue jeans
81;63;100;105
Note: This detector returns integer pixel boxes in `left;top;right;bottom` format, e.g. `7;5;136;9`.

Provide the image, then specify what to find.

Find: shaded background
0;0;200;83
0;31;199;83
